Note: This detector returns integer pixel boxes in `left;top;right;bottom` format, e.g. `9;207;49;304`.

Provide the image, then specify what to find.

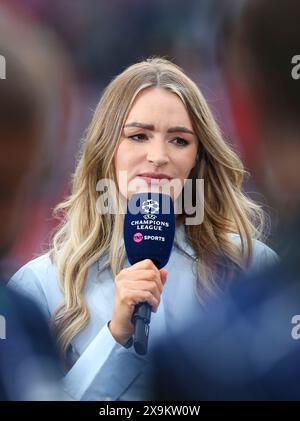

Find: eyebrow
124;122;195;135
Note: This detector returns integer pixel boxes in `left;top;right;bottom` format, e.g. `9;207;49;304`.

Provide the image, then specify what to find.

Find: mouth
137;173;173;185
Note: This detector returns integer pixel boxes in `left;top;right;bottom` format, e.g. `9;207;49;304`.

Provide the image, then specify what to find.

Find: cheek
114;142;140;172
174;152;197;179
114;145;129;174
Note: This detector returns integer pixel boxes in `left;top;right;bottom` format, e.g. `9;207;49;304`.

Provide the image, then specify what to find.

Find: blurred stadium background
0;0;278;275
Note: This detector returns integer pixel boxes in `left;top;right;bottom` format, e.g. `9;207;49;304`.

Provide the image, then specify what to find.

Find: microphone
124;192;175;355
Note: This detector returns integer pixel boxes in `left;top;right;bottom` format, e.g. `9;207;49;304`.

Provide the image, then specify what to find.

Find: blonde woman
9;58;278;400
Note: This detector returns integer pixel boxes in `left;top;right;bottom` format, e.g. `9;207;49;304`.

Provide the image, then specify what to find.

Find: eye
128;133;147;141
170;137;189;147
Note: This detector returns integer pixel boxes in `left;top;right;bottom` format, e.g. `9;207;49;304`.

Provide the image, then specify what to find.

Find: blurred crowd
2;0;299;402
0;0;267;275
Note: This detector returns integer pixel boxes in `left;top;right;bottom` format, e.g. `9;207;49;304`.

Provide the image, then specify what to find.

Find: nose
146;138;169;167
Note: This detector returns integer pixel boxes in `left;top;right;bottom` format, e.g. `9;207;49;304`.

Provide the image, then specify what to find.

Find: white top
8;225;279;401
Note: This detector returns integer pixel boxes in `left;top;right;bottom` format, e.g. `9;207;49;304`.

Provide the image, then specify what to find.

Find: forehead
125;87;193;128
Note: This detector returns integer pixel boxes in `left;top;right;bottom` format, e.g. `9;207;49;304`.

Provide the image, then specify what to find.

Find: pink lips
138;172;172;184
138;172;172;179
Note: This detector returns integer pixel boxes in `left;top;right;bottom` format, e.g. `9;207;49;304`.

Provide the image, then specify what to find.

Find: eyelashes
127;133;189;147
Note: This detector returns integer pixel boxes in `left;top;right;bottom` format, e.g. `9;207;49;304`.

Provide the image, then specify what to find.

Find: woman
9;58;278;400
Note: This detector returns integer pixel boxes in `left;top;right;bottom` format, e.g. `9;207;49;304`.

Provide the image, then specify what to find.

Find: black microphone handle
132;302;152;355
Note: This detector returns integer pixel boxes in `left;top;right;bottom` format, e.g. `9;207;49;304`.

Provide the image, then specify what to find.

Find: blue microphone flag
124;192;175;269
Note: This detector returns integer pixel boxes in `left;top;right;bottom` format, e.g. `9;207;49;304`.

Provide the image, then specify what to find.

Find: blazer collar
174;223;197;259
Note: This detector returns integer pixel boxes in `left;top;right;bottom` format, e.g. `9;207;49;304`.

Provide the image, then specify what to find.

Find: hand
108;259;168;346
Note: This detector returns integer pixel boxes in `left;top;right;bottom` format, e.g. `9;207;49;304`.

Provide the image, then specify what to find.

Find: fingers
120;269;163;293
127;259;160;275
111;260;168;344
114;259;169;326
124;259;168;288
124;280;161;302
118;287;160;312
130;289;160;312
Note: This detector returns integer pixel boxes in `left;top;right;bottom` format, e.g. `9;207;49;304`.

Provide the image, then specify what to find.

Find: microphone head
124;192;175;269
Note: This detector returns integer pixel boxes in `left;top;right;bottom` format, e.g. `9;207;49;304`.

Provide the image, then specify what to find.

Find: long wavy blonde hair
49;57;265;354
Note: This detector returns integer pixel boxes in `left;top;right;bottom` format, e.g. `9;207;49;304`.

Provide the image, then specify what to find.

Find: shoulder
9;253;56;285
229;234;279;274
8;253;61;318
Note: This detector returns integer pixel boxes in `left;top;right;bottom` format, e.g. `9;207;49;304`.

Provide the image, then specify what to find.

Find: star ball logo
141;199;159;215
0;54;6;80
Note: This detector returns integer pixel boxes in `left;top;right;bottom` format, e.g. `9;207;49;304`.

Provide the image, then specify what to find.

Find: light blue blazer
8;225;279;400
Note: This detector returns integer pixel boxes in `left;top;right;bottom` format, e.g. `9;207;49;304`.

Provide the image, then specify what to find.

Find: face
114;87;198;202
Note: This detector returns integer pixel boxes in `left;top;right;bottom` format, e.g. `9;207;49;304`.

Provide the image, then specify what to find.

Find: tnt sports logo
141;199;159;214
133;232;143;243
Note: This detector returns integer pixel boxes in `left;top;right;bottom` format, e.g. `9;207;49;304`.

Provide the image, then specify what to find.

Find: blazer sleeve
8;264;146;401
